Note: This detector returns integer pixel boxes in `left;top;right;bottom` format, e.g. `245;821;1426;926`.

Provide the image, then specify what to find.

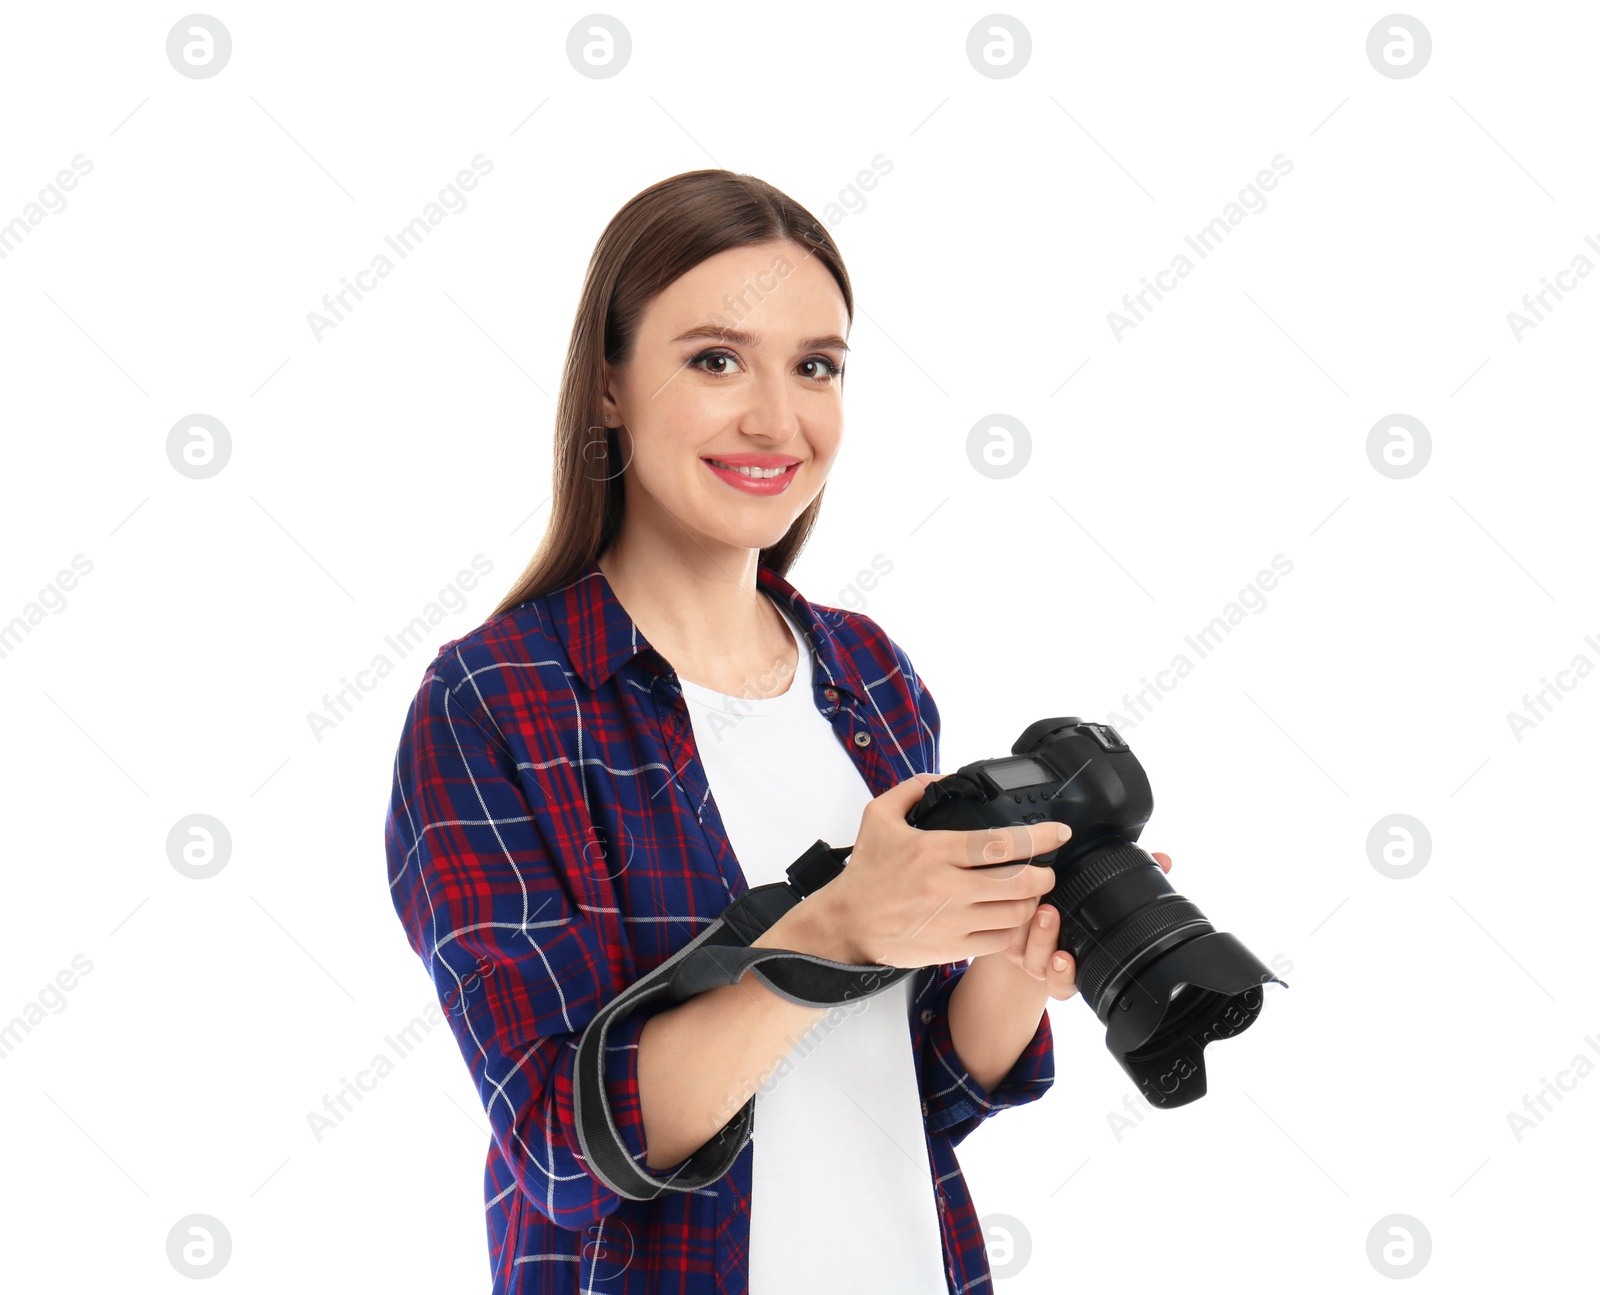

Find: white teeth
708;459;791;479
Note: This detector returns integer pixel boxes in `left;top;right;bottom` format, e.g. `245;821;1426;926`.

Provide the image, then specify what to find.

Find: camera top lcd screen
986;757;1051;792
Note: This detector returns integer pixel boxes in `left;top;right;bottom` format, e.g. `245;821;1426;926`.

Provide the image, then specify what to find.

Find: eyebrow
670;324;850;353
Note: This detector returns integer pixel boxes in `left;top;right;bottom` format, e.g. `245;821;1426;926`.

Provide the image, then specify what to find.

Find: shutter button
853;730;871;747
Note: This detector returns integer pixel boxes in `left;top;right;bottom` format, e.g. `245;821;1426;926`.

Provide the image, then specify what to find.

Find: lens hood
1104;931;1286;1108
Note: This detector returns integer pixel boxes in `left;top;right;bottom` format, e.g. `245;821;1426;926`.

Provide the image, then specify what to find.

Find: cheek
810;421;844;470
804;400;844;448
635;394;709;461
656;383;739;448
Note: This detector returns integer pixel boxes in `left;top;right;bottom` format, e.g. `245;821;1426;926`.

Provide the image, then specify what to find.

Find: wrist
756;887;862;964
807;885;867;964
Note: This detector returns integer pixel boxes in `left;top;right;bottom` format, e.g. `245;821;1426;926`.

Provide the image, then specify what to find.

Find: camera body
905;717;1284;1108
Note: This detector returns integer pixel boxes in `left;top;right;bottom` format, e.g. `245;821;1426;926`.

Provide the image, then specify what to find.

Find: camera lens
906;717;1285;1107
1012;721;1285;1108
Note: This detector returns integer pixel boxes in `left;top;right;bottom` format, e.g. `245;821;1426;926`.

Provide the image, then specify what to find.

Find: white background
2;2;1596;1290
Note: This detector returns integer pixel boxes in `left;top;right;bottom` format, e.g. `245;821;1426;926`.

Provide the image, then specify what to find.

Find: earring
603;415;614;424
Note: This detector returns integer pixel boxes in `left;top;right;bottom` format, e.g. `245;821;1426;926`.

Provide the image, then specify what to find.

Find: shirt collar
545;555;866;704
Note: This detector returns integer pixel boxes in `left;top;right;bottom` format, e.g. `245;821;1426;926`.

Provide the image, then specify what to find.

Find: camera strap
572;837;915;1201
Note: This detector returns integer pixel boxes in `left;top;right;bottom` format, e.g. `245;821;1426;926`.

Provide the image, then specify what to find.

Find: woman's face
601;239;849;558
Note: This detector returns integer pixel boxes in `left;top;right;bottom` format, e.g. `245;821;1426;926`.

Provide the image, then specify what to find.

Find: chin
699;517;801;552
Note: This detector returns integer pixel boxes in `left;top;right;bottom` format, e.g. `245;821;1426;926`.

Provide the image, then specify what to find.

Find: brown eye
800;356;844;381
689;349;742;376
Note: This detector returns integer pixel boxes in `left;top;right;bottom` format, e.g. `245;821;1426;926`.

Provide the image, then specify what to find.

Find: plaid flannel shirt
383;555;1055;1293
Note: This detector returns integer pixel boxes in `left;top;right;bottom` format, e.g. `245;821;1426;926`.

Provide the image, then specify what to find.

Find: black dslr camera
906;717;1285;1108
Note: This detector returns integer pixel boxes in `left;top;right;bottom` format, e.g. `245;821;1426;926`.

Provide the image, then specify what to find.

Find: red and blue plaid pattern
384;555;1055;1293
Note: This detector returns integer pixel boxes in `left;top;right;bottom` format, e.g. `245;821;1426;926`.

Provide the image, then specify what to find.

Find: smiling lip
700;453;801;468
701;456;800;496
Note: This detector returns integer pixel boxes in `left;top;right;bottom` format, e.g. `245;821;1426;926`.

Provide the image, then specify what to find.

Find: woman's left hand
984;851;1173;1000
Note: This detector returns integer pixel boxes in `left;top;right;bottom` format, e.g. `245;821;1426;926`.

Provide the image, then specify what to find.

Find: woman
384;169;1163;1294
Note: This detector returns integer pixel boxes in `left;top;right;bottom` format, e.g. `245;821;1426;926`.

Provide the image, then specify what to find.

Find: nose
739;366;803;445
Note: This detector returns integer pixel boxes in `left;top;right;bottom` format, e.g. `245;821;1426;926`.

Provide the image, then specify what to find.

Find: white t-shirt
677;595;949;1293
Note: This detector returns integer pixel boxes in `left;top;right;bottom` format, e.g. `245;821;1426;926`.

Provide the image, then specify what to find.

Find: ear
599;360;624;427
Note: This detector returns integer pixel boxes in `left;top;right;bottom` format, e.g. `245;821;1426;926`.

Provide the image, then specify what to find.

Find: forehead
640;241;850;341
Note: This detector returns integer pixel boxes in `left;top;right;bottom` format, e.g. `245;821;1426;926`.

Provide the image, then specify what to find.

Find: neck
597;531;776;661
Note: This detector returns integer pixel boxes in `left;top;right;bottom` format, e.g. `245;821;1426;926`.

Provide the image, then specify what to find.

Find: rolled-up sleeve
383;664;709;1231
918;960;1055;1146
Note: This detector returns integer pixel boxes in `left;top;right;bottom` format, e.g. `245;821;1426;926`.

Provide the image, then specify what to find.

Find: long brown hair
491;169;854;617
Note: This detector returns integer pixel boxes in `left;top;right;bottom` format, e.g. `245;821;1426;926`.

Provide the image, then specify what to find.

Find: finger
970;893;1042;938
956;821;1071;870
964;870;1058;925
1047;948;1079;999
1023;906;1058;979
1003;909;1031;963
1152;851;1172;873
969;927;1018;959
880;771;947;826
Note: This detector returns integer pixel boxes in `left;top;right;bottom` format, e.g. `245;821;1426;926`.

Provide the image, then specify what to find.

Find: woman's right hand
818;772;1069;968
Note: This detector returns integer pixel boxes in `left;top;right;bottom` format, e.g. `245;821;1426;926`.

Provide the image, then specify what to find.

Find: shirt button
852;730;871;748
921;1099;930;1117
823;687;838;701
920;1007;934;1024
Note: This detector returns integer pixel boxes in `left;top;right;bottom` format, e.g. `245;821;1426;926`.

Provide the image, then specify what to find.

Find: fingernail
1038;909;1055;926
1055;824;1071;842
1053;954;1070;970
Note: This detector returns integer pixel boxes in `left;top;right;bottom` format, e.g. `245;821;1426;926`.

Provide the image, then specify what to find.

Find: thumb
879;770;943;816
